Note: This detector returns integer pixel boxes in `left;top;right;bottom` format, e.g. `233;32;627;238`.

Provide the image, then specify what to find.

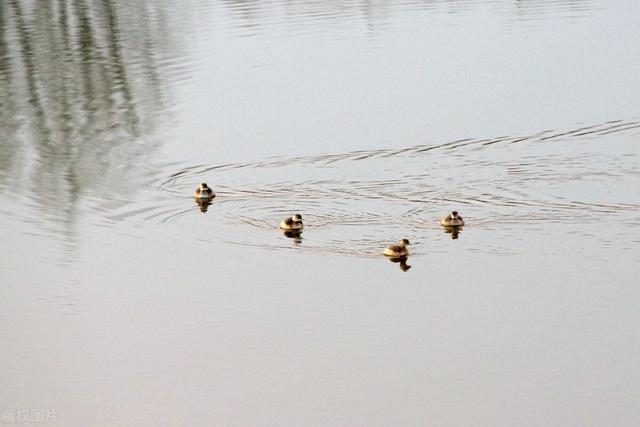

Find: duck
383;239;410;257
280;214;303;231
440;211;464;227
194;183;215;200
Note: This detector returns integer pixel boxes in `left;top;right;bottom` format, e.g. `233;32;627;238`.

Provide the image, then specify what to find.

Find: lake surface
1;0;639;425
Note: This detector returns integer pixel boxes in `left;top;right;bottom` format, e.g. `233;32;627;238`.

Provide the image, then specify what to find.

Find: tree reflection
219;0;596;38
0;0;182;260
0;3;19;185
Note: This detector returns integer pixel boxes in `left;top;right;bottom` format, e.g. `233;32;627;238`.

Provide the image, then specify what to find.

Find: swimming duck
280;214;303;231
383;239;410;257
440;211;464;227
194;183;215;200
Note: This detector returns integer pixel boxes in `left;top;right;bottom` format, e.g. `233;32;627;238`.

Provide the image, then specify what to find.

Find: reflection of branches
219;0;595;37
0;0;181;183
102;0;139;137
9;0;50;143
0;1;183;262
0;3;19;185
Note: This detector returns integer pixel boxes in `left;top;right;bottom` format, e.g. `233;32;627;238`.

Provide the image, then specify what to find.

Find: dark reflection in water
283;229;303;244
443;226;462;240
0;0;190;262
388;256;411;272
196;198;213;213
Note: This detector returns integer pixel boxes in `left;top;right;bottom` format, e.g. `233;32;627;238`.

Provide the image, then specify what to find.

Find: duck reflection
283;229;303;244
388;255;411;272
195;198;213;213
443;225;463;240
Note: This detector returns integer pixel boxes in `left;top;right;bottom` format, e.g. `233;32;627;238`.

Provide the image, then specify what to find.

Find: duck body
280;214;303;231
194;183;215;200
383;239;410;257
440;211;464;227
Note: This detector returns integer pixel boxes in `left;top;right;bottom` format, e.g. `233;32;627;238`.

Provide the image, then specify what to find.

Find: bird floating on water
383;239;410;257
280;214;304;231
440;211;464;227
194;183;215;201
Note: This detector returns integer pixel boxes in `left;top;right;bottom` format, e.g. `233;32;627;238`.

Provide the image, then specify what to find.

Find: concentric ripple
108;118;640;257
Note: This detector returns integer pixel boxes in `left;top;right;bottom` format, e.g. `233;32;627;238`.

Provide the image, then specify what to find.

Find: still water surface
1;1;639;425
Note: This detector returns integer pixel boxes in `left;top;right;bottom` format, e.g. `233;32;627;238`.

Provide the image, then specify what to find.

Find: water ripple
158;118;640;186
131;118;640;256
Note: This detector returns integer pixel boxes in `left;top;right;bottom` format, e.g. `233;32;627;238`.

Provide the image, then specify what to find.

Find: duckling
383;239;410;257
440;211;464;227
194;183;215;200
280;214;303;231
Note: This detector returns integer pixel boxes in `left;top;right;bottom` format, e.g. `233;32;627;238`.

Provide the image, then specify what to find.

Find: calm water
1;1;640;425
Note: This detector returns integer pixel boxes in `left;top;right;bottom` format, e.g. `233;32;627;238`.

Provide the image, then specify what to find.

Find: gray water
1;1;640;425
